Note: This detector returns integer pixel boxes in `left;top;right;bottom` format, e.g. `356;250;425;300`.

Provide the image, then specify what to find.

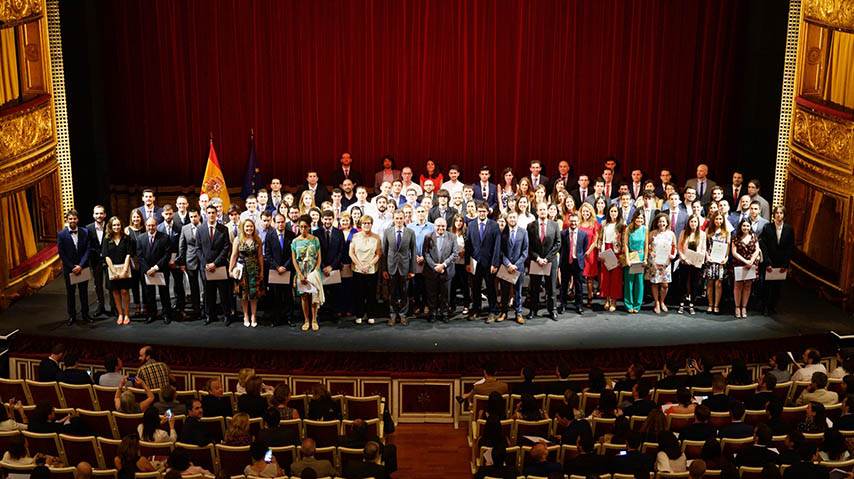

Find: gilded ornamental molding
0;151;55;194
0;99;54;162
791;105;853;169
0;0;42;25
803;0;854;31
788;152;854;192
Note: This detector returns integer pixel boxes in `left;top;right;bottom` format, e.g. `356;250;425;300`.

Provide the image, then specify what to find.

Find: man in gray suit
527;201;561;320
685;163;718;206
499;211;529;324
423;218;459;323
176;208;203;319
382;210;416;326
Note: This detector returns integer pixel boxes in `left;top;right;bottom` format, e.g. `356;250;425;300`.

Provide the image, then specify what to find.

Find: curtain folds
1;191;38;271
0;28;20;106
97;0;748;187
824;32;854;109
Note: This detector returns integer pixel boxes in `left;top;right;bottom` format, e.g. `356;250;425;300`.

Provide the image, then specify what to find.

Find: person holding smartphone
0;398;28;431
244;442;283;478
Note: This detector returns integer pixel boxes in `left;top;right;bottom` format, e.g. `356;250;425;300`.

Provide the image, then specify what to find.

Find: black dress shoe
548;311;558;321
162;314;171;325
576;307;583;314
224;317;231;326
93;307;106;317
81;313;93;323
66;316;75;326
557;305;564;314
525;310;537;320
145;315;155;324
203;316;212;325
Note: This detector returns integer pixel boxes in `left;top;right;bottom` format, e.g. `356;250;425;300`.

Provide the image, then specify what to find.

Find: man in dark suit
679;405;717;441
612;431;653;475
526;201;560;320
685;163;718;205
718;400;754;439
195;205;232;325
564;436;609;477
423;218;459;323
472;166;498;214
602;168;620;200
584;177;612;209
329;152;363;188
177;208;203;318
623;380;657;418
264;213;295;327
727;170;745;208
522;443;562;477
549;160;577;195
56;352;92;385
58;209;92;325
38;344;65;382
257;407;299;446
745;373;780;411
837;394;854;431
528;159;549;194
428;190;457;224
656;359;687;390
85;205;112;317
138;217;172;324
735;424;781;467
760;205;795;315
617;192;636;225
570;174;591;206
663;191;689;239
181;399;213;446
343;441;388;479
654;168;673;199
498;211;528;324
156;204;186;319
174;195;192;227
136;188;163;224
638;192;660;230
466;201;502;323
318;210;345;317
382;211;417;326
559;213;588;314
702;374;730;412
295;170;330;205
200;379;232;418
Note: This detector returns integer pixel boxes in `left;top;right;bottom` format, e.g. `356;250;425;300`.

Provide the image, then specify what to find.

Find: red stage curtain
97;0;746;187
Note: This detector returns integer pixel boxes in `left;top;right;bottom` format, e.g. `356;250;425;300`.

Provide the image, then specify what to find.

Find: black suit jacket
760;222;795;268
156;221;181;258
344;460;388;479
656;375;687;390
837;413;854;431
264;229;295;272
330;167;363;187
570;188;591;207
527;219;561;265
201;395;232;419
195;223;231;269
57;368;93;385
679;423;717;441
745;391;778;411
180;417;213;446
623;399;657;418
318;227;346;270
296;184;330;205
136;231;171;273
85;222;106;267
257;426;300;447
735;445;781;467
38;358;61;382
718;421;754;439
612;450;653;475
428;206;457;225
564;453;609;477
702;393;730;413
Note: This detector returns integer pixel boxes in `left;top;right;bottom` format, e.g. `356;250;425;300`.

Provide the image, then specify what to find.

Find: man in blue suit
136;189;163;224
559;213;588;314
498;211;528;324
465;201;502;322
57;209;92;325
138;217;173;324
264;213;295;327
156;204;186;319
617;193;636;226
196;205;232;325
663;191;689;239
472;166;498;215
318;210;346;317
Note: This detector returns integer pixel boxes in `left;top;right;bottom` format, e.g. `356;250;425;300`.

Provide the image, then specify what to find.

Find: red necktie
569;231;576;262
540;221;546;242
209;226;214;245
671;211;677;232
606;184;611;197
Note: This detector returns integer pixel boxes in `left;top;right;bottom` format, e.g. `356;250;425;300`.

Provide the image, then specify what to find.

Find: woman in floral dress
229;219;265;327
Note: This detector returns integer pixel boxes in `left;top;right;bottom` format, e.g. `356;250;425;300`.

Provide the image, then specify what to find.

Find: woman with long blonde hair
578;202;601;308
516;177;534;204
228;219;265;327
223;412;252;446
298;190;316;215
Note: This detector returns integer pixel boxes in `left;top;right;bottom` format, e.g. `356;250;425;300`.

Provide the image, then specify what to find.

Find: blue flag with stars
241;133;263;200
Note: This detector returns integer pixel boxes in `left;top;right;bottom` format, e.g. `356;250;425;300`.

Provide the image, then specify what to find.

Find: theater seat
59;434;103;469
173;442;216;474
303;420;340;447
215;444;251;477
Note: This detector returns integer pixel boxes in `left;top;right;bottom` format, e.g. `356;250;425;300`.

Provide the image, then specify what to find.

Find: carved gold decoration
791;106;853;169
0;151;55;194
0;0;43;24
803;0;854;31
0;99;54;162
788;152;854;192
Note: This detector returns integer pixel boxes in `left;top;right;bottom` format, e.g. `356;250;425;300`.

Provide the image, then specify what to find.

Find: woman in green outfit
622;210;648;313
291;214;324;331
229;219;265;327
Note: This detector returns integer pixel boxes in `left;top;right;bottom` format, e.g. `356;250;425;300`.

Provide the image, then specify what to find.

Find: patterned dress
645;230;676;284
235;240;264;300
291;236;321;295
729;234;758;278
704;231;729;280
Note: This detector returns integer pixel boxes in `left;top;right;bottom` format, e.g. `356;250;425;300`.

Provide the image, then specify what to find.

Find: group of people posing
57;154;795;329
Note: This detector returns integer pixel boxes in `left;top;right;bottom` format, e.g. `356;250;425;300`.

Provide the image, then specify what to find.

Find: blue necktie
479;222;484;239
396;230;401;248
279;233;284;250
510;229;515;247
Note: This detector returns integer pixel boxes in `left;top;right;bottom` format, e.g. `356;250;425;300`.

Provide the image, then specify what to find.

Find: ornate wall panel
803;0;854;33
791;104;854;171
0;0;42;25
0;97;54;172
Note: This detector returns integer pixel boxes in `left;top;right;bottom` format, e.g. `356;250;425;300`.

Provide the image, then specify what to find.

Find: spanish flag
201;139;230;212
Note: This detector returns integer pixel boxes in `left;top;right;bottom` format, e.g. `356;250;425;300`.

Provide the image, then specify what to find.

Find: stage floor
0;277;850;353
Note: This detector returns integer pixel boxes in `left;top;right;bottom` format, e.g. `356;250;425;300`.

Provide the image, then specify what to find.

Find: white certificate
69;267;91;284
322;270;341;285
528;261;551;276
231;262;244;281
268;269;291;284
496;264;520;284
108;266;131;280
599;249;620;271
654;241;672;266
709;242;728;263
144;272;166;286
204;267;227;281
341;264;353;278
684;249;705;267
470;257;478;271
734;265;757;281
765;269;787;281
297;279;317;294
629;263;645;274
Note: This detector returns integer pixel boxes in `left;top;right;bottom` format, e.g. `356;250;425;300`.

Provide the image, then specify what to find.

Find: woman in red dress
578;203;601;308
598;204;625;312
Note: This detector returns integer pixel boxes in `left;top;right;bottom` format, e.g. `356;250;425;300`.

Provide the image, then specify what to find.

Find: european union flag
241;132;263;200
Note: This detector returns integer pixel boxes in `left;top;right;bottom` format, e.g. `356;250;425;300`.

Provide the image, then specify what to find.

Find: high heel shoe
678;303;685;314
243;316;250;327
311;320;319;331
741;307;748;318
250;315;258;328
301;321;310;331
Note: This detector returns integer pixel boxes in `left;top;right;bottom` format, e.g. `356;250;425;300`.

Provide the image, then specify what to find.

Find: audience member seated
655;431;687;473
795;371;838;406
56;352;93;385
165;447;212;476
735;423;781;467
726;359;753;386
554;390;584;423
778;431;804;465
838;393;854;431
667;387;697;416
271;383;300;420
623;380;657;418
791;348;827;383
584;367;609;394
831;351;854;379
481;391;507;421
819;429;850;462
679;405;716;442
223;412;253;446
456;361;509;404
564;436;609;477
522;442;562;477
639;409;667;443
135;346;173;390
702;374;730;412
30;465;51;479
201;378;232;418
28;401;75;435
291;438;338;478
1;435;60;466
99;354;124;387
37;344;64;382
0;398;28;431
746;373;779;411
687;458;706;479
700;437;726;470
237;376;269;419
797;401;828;433
782;443;826;479
114;434;156;479
590;389;622;419
76;461;92;479
137;407;177;443
613;363;644;393
337;418;397;476
513;367;540;396
687;356;714;388
307;384;343;421
612;431;653;475
343;440;388;479
154;384;187;416
768;353;792;383
601;415;630;445
243;441;284;478
513;392;546;420
473;443;516;479
257;407;299;447
180;399;213;446
656;360;686;390
114;376;155;413
766;399;793;436
476;416;510;449
546;361;574;395
718;400;753;439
